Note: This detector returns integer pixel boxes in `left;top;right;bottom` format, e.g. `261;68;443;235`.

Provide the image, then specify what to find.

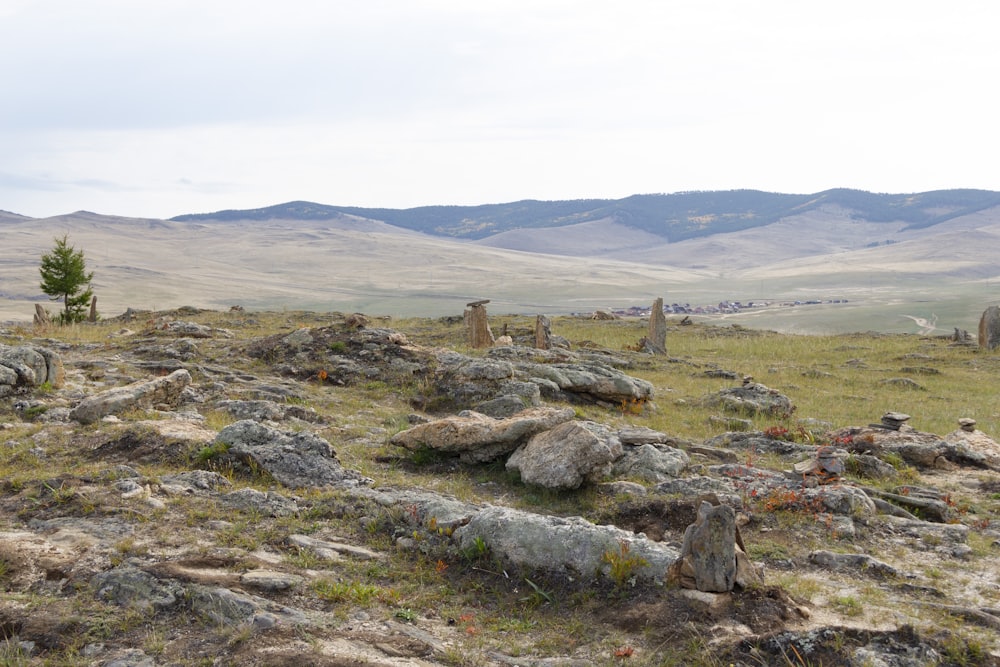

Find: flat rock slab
389;407;576;464
70;369;192;424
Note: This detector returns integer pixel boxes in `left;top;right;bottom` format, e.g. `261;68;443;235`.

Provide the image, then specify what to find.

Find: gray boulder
0;345;64;397
70;369;192;424
506;420;623;490
703;381;794;417
389;407;575;464
215;420;369;488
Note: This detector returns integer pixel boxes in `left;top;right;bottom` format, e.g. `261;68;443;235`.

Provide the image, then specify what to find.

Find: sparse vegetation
1;308;1000;664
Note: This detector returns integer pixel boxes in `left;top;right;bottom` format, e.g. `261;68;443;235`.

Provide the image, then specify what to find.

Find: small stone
959;418;977;432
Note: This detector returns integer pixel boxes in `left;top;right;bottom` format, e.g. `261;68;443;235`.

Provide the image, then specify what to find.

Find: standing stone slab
535;315;552;350
465;301;495;349
980;305;1000;351
646;297;667;354
667;501;761;592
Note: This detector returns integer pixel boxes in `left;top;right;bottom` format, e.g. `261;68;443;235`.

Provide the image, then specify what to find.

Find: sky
2;1;999;219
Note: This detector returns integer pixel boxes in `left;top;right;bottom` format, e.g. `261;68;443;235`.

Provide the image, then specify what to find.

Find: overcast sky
2;1;998;219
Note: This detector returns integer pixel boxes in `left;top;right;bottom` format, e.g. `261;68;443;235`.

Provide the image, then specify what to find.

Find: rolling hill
3;189;1000;333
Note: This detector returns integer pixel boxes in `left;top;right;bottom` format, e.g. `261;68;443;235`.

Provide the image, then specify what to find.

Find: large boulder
389;407;576;464
506;420;623;489
70;369;192;424
0;345;64;397
214;420;369;488
979;305;1000;351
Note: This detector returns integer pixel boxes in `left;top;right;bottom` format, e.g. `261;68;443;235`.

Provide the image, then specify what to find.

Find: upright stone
33;304;51;328
646;297;667;354
88;295;98;323
980;306;1000;351
669;502;737;592
534;315;552;350
465;300;495;349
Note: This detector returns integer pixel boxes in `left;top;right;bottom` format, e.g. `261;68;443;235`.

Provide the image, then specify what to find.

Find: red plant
763;425;790;440
613;646;635;658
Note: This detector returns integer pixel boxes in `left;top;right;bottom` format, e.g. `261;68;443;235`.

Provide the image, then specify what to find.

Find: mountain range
3;189;999;333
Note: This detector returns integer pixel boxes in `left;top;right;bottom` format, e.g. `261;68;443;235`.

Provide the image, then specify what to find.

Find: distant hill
170;189;1000;242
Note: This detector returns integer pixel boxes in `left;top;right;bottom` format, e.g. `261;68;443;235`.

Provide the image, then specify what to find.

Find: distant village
607;298;849;318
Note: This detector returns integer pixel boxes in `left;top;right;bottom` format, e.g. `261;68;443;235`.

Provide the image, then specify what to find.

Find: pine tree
39;235;95;324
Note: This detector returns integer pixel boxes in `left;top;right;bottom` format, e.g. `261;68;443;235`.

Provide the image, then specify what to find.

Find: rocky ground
2;309;1000;666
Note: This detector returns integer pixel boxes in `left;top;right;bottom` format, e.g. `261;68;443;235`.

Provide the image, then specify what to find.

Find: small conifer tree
39;235;95;324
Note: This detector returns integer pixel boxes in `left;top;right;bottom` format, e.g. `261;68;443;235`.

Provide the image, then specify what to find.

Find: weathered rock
506;420;623;489
453;505;678;585
612;444;690;483
70;369;192;424
221;488;299;517
846;453;898;480
704;431;814;457
654;476;743;507
979;305;1000;350
215;420;369;488
702;382;794;417
215;399;323;423
808;550;900;578
187;584;308;629
91;567;184;611
0;345;65;396
389;407;575;464
521;360;654;405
